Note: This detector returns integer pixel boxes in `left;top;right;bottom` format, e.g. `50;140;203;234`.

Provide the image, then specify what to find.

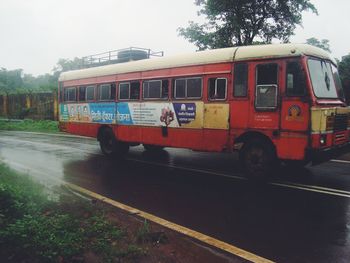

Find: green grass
0;164;144;263
0;119;59;133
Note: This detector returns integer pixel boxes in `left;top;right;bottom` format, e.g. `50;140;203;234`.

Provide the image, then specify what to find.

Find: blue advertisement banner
59;102;116;124
116;102;134;125
59;104;69;122
59;102;200;127
89;103;116;123
173;103;196;126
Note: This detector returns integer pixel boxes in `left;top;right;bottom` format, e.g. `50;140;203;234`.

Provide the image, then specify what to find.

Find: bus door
279;59;310;159
248;61;282;132
203;74;231;151
230;63;250;131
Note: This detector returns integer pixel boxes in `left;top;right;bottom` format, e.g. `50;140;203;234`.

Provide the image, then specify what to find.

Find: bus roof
59;43;334;82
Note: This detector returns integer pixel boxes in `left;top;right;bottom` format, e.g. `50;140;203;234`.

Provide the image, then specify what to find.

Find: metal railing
81;47;164;68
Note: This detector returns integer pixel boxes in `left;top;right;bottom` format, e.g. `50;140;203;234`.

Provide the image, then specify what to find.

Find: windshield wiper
321;60;330;91
324;71;330;91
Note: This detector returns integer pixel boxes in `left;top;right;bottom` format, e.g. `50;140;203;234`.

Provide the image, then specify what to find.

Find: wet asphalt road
1;131;350;263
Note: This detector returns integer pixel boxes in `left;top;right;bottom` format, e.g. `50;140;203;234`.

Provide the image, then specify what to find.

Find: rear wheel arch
236;132;278;181
97;125;114;142
235;131;276;152
98;126;129;157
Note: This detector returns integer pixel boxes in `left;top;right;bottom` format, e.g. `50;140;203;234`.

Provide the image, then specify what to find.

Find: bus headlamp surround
320;134;327;146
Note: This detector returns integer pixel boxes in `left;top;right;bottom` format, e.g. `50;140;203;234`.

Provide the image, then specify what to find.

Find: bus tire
240;138;277;181
284;159;309;168
99;128;129;157
143;144;164;152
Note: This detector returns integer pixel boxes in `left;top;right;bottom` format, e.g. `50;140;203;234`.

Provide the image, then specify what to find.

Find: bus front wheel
99;129;129;157
240;139;277;181
284;159;309;168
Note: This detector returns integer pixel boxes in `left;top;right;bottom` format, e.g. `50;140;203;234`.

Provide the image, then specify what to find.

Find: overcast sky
0;0;349;76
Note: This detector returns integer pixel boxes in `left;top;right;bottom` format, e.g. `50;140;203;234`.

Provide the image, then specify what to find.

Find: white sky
0;0;349;76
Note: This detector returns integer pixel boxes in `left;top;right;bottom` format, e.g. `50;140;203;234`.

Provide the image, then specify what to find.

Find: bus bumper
308;142;350;165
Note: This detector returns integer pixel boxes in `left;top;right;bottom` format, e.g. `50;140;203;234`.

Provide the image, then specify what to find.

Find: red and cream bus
58;44;350;179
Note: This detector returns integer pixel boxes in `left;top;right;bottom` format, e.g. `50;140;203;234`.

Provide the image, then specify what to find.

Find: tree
338;55;350;104
0;57;84;95
22;73;57;93
0;68;23;95
52;57;84;81
178;0;317;50
306;37;331;52
0;68;59;95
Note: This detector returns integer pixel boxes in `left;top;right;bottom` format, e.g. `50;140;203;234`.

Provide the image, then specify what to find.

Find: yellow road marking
65;182;274;263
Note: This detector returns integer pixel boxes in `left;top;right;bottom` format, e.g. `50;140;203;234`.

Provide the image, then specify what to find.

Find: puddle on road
0;146;71;188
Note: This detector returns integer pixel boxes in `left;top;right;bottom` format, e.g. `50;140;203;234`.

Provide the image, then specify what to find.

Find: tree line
0;57;84;95
0;0;349;102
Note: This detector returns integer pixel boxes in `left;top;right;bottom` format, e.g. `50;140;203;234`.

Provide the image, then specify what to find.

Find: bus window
286;61;306;96
119;83;130;100
98;84;115;101
131;82;140;100
174;79;186;98
143;80;168;99
111;84;116;100
59;82;64;103
162;80;169;99
208;78;227;100
64;87;76;102
143;80;161;99
99;84;110;101
255;64;278;110
119;81;140;100
308;59;342;99
187;78;202;98
331;64;345;100
257;64;278;85
79;86;86;101
86;86;95;101
174;77;202;99
234;63;248;97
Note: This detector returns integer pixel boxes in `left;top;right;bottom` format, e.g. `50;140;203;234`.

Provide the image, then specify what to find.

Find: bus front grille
334;131;347;145
334;114;348;132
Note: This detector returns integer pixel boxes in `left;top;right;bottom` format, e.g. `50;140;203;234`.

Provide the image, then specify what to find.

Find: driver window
286;61;306;96
255;63;278;110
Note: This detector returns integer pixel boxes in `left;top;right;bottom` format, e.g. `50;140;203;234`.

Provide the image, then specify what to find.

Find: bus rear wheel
99;128;129;157
240;139;277;181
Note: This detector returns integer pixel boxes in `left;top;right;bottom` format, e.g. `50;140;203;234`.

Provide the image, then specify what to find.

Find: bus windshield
307;58;345;100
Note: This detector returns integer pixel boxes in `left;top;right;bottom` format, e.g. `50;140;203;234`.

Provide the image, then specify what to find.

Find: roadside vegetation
0;164;146;263
0;119;59;133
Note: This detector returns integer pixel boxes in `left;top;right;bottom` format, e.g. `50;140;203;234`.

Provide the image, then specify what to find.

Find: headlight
320;134;327;146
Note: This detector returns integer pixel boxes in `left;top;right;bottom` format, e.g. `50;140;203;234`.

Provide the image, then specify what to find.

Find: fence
0;92;58;120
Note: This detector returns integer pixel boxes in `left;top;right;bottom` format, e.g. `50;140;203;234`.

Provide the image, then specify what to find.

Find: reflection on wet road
1;131;350;262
